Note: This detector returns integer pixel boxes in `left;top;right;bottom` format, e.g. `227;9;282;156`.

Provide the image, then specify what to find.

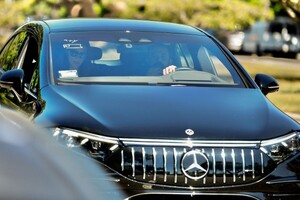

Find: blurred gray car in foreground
0;108;123;200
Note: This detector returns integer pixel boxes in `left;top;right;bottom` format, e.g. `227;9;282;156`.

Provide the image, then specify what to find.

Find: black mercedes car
0;18;299;200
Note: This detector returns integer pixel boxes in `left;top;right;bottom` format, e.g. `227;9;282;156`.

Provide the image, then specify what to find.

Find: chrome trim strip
212;148;216;184
124;191;260;200
153;147;157;181
131;147;135;177
268;85;280;88
173;148;178;183
125;192;262;200
120;138;259;147
142;147;146;180
261;133;297;146
231;149;236;182
163;148;167;182
121;150;124;171
241;149;245;181
266;179;300;185
251;149;255;179
59;128;256;146
221;148;226;183
24;87;38;100
58;128;298;149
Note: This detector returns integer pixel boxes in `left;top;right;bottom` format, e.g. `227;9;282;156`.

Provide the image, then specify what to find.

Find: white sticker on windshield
63;43;83;49
58;70;78;78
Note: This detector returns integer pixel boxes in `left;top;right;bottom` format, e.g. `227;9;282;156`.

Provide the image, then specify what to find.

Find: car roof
42;18;205;35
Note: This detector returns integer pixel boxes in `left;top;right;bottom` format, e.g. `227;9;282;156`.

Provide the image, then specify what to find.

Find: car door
0;28;41;118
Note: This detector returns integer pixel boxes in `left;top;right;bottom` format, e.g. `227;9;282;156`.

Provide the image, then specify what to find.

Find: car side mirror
0;69;26;101
255;74;279;95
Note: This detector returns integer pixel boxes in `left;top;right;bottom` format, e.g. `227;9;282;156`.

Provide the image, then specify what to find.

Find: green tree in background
0;0;102;45
0;0;273;29
0;0;282;47
276;0;300;22
102;0;273;31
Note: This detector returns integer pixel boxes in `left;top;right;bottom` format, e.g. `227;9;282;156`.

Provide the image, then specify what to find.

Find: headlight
260;131;300;162
52;128;121;162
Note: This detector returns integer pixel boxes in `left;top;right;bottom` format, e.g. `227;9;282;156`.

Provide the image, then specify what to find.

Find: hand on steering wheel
163;65;177;75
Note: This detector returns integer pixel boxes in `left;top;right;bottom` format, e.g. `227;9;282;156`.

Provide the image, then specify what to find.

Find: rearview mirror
254;74;279;95
0;69;26;101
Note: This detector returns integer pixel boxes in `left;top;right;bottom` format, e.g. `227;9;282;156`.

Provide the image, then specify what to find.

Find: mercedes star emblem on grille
181;150;209;180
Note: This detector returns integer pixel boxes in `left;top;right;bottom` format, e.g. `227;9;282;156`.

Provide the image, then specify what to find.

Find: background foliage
0;0;272;46
0;0;299;47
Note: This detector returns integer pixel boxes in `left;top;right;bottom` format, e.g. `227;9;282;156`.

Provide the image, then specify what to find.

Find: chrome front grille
107;145;276;188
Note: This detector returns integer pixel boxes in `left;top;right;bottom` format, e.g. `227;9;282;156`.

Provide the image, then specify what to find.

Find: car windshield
50;31;244;87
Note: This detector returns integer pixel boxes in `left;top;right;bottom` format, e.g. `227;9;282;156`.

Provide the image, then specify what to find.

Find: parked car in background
216;30;245;54
0;18;300;200
242;17;300;58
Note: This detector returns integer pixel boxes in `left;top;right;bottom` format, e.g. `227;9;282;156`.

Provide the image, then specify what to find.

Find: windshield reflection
51;31;243;86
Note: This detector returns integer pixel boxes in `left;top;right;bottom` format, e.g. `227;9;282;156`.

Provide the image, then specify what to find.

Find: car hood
37;85;299;140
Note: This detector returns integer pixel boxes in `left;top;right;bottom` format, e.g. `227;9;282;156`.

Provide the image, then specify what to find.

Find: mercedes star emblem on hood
185;129;194;136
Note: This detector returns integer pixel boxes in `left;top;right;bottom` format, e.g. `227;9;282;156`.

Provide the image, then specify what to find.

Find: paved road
235;54;300;69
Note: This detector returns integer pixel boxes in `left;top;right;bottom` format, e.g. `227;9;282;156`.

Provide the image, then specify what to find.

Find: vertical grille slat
142;147;146;179
251;149;255;179
212;148;216;184
114;145;275;188
241;149;245;181
163;148;167;182
231;149;236;183
173;148;178;183
221;148;226;183
202;148;206;185
121;150;124;171
153;147;157;181
131;147;135;177
260;152;264;174
183;148;187;184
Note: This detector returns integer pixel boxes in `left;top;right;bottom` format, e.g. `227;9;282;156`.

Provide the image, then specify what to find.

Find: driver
146;45;177;75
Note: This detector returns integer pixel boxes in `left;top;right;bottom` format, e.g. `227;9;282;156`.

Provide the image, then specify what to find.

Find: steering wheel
175;67;194;72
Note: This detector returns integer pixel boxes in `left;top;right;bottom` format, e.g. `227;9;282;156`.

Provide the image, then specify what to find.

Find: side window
196;47;234;83
0;32;28;71
0;30;40;118
210;55;234;83
177;44;194;68
21;37;39;92
29;65;39;94
286;24;297;35
269;22;282;34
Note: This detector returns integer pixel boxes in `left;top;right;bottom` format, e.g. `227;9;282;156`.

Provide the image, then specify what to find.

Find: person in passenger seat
57;42;89;78
66;47;88;72
59;42;103;77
